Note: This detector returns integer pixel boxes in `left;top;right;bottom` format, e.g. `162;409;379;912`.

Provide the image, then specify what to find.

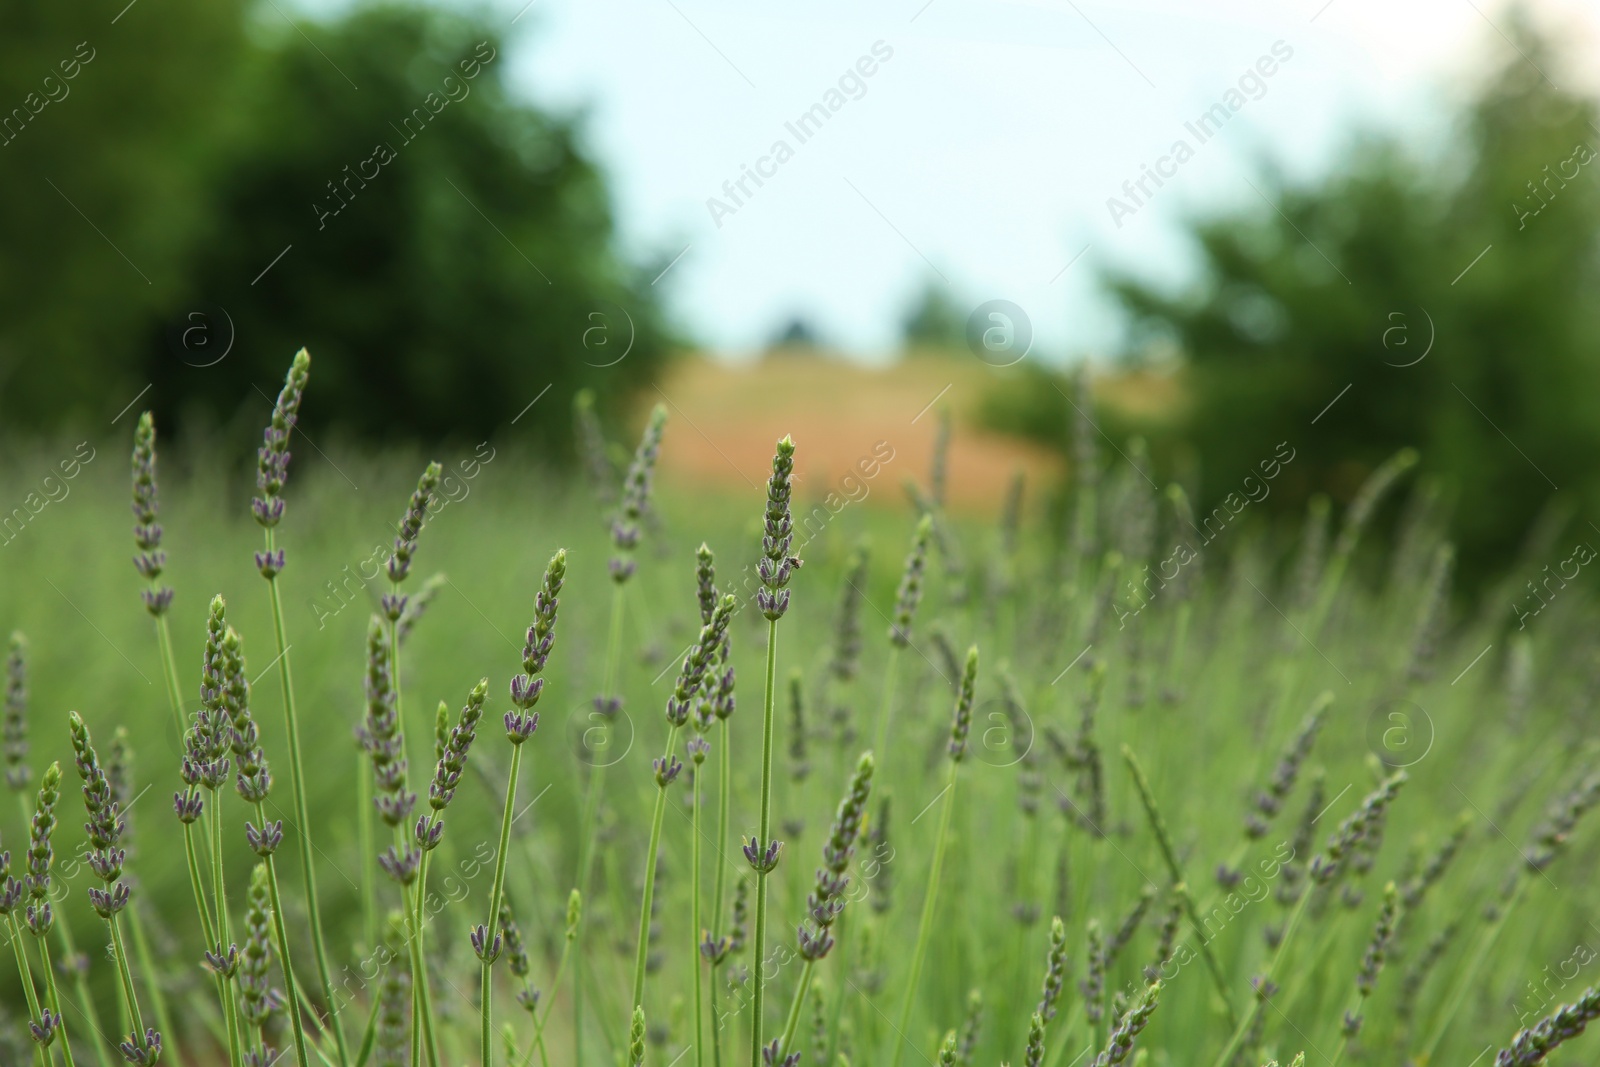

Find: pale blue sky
432;0;1593;359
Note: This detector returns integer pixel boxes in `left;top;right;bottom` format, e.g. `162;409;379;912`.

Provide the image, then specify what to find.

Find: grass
0;390;1599;1067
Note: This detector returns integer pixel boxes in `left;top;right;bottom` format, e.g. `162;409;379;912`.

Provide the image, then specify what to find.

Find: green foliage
0;2;667;453
1102;19;1600;574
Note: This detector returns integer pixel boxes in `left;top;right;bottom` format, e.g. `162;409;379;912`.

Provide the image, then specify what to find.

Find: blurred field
649;355;1068;512
1;416;1599;1067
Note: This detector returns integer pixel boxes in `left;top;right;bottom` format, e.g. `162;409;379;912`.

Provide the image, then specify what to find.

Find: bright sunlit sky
428;0;1599;360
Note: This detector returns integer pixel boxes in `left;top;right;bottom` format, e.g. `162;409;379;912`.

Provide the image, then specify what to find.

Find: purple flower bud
380;593;408;623
378;845;420;885
205;943;241;978
471;923;503;963
140;586;174;618
88;881;130;918
510;674;545;710
29;1007;61;1047
254;548;286;579
119;1026;162;1065
504;710;540;744
743;837;782;873
653;754;683;788
415;814;444;851
245;819;283;857
761;1038;801;1067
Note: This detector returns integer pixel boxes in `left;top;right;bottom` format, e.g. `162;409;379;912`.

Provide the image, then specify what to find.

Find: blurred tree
899;277;966;354
0;2;669;454
0;0;247;423
767;315;823;353
1100;15;1600;575
150;5;669;453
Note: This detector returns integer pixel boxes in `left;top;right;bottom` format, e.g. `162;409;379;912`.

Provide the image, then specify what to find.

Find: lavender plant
484;548;566;1067
68;712;162;1065
890;645;977;1067
873;514;932;760
246;348;348;1067
748;436;801;1067
576;405;665;1067
130;414;183;742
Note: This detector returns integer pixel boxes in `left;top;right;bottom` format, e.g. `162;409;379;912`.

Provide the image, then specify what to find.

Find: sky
463;0;1598;362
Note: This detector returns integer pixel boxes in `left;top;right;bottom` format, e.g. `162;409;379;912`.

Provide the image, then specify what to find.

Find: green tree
1103;16;1600;574
0;0;247;422
900;277;967;353
0;2;668;452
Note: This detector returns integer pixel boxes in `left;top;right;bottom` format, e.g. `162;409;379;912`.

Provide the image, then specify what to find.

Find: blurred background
2;0;1600;578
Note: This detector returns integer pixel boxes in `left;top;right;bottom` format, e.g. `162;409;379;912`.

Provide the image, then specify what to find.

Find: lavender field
0;349;1596;1067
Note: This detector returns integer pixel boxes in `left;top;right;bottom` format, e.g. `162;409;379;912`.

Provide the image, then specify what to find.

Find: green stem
264;531;349;1067
1121;745;1238;1025
870;647;902;771
484;742;526;1067
47;897;110;1067
357;751;376;954
888;759;959;1067
775;960;814;1061
35;929;76;1067
204;792;243;1067
518;935;573;1067
632;725;682;1012
353;987;382;1067
10;914;52;1067
692;754;706;1067
575;581;627;1067
709;715;733;1067
750;620;779;1067
106;912;148;1057
1417;875;1528;1063
1209;881;1314;1067
252;810;311;1067
822;911;853;1067
152;614;186;746
413;848;437;1067
126;904;177;1063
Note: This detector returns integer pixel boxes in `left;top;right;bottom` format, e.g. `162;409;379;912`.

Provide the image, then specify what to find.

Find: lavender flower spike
382;461;443;621
1496;986;1600;1066
666;593;736;730
947;646;980;762
510;549;567;715
4;633;29;792
420;678;489;849
252;347;311;572
757;436;802;620
131;412;173;616
1093;981;1163;1067
507;549;568;743
359;617;414;827
890;515;934;646
796;751;874;961
610;404;667;583
25;761;60;912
